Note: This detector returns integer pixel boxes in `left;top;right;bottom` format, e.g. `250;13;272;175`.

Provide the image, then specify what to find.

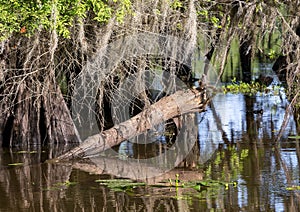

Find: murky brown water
1;79;300;211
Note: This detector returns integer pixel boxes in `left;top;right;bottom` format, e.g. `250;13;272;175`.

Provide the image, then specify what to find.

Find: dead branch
52;86;208;161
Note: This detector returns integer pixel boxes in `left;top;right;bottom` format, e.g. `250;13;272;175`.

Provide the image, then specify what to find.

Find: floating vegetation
286;186;300;191
16;151;28;154
192;180;237;191
43;180;77;191
223;80;266;95
95;176;237;194
16;150;37;154
95;179;146;191
222;77;282;95
54;180;77;187
8;163;23;166
288;135;300;139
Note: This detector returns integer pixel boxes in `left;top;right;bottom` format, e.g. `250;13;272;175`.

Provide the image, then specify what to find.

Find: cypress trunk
0;35;79;149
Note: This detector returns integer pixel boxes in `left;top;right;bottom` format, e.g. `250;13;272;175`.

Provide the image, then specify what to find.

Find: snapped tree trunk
54;85;208;161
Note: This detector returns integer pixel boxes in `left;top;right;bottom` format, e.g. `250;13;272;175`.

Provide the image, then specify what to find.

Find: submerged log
53;84;208;161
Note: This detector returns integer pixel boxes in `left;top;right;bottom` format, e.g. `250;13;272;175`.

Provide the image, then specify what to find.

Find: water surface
1;86;300;211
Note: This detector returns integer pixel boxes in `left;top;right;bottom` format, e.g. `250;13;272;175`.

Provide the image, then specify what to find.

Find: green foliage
196;1;223;29
115;0;132;23
88;0;111;23
170;0;183;10
210;16;221;28
0;0;82;39
222;77;267;95
0;0;132;40
176;23;183;30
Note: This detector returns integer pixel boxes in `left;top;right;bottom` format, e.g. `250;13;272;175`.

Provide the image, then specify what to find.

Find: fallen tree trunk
53;86;208;161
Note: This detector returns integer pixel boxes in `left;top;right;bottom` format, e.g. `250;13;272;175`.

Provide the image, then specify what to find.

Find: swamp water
1;77;300;211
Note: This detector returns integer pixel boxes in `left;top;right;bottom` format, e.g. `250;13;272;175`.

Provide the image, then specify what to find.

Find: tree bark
54;86;208;161
0;35;80;149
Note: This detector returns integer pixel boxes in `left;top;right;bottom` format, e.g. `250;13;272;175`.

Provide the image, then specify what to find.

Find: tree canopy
0;0;132;39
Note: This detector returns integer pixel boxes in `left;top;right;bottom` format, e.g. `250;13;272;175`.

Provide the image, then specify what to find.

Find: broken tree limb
53;86;208;161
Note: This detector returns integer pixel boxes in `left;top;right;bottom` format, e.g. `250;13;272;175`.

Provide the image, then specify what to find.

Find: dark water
1;78;300;211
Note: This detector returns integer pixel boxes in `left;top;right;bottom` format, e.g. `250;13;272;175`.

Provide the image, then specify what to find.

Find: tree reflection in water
0;92;300;211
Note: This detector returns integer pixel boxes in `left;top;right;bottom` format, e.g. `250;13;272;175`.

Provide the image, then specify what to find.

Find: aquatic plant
222;77;282;95
95;179;146;191
95;176;237;195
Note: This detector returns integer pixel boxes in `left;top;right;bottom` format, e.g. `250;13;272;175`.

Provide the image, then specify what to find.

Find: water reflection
0;89;300;211
199;87;296;160
197;86;300;211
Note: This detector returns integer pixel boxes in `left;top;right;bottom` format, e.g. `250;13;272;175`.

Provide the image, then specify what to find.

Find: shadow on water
1;82;300;211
